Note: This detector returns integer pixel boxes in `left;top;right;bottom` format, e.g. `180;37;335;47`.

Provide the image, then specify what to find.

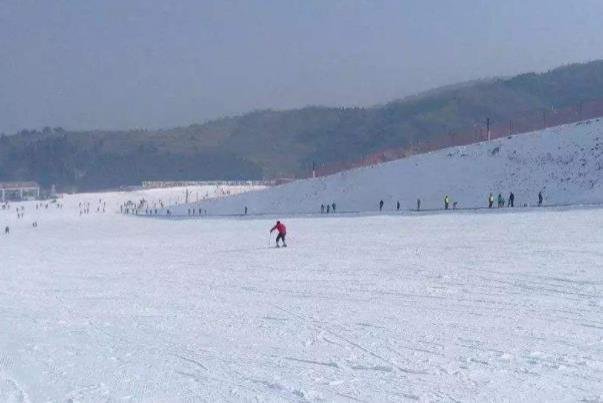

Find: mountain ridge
2;60;603;191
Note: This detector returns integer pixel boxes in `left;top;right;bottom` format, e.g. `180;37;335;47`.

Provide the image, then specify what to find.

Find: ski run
1;120;602;402
167;119;602;217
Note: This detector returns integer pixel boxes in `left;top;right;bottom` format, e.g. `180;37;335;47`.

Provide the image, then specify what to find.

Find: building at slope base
0;182;40;202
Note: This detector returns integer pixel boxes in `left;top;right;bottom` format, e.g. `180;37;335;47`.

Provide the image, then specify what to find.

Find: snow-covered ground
1;191;602;401
172;119;603;216
71;183;268;210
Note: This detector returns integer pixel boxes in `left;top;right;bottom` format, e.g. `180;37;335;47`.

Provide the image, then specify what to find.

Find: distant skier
508;192;515;207
332;202;336;213
396;201;400;211
244;206;248;215
321;204;325;214
417;198;421;211
444;195;450;210
326;204;330;213
488;193;494;208
538;191;543;207
270;220;287;248
4;226;9;234
497;193;504;208
379;200;384;211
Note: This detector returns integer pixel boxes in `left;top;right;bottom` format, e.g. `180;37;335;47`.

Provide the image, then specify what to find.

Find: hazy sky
1;0;603;133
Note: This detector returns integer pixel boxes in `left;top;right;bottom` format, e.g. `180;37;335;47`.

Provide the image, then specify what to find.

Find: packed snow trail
171;119;603;216
1;196;602;401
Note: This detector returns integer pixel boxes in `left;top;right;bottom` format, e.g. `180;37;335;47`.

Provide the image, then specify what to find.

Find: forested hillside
2;60;603;191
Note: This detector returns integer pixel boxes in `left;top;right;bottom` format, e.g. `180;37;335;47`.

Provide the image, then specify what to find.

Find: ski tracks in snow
0;353;30;403
1;197;602;401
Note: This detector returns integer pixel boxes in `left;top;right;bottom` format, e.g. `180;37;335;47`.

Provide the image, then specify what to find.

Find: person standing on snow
488;193;494;208
396;201;400;211
444;195;450;210
332;202;336;213
508;192;515;207
538;191;543;207
270;220;287;248
379;200;384;211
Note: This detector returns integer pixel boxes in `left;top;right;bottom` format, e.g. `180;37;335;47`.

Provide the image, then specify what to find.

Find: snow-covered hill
173;119;603;215
1;197;602;401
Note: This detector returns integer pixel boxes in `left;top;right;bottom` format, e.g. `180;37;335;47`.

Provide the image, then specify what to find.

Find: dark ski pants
276;233;286;245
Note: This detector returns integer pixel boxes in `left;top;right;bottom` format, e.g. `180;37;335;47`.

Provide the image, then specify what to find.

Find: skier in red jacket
270;220;287;248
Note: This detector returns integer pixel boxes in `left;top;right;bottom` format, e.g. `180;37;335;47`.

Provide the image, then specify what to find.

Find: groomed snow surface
110;183;269;208
174;119;602;216
1;192;602;402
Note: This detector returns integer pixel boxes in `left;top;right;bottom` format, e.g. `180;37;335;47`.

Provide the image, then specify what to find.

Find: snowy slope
77;183;268;208
1;195;602;401
173;119;603;216
1;121;601;401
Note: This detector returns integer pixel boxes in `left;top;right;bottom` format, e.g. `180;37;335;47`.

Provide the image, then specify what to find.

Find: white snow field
1;192;602;401
91;183;268;208
172;119;603;216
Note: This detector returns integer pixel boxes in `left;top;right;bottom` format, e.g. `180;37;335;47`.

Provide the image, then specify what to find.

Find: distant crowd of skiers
320;203;337;213
1;202;60;212
484;191;543;209
443;191;543;211
120;198;207;217
441;191;542;211
116;189;545;218
1;199;65;235
317;191;544;214
121;199;163;216
78;201;102;215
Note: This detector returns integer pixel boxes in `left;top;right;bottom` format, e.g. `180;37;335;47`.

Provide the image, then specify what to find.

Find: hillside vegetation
2;60;603;191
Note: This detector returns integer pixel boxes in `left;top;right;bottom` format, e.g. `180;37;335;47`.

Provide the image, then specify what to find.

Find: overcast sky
1;0;602;134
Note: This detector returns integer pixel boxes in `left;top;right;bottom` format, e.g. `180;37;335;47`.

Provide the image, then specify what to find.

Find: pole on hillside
486;118;491;142
509;120;512;136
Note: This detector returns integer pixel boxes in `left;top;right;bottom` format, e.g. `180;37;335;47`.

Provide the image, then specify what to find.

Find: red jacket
271;222;286;234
